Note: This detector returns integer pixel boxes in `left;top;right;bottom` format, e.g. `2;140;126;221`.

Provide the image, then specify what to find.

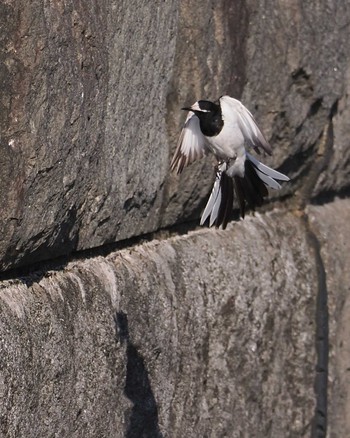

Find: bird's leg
214;160;229;179
226;153;238;168
214;161;223;179
215;160;224;172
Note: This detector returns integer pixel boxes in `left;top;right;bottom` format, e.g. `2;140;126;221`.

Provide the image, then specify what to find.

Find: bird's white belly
205;120;245;160
226;154;246;178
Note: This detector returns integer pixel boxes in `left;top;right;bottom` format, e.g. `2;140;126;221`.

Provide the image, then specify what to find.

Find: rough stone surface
1;1;350;269
308;199;350;437
0;210;317;437
0;0;178;270
241;1;350;198
1;2;350;436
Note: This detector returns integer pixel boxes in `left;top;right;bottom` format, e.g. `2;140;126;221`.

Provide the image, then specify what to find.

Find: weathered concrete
0;210;317;437
1;1;350;269
308;199;350;437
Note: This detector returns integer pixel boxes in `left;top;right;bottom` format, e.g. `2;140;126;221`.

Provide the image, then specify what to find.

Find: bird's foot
226;154;238;167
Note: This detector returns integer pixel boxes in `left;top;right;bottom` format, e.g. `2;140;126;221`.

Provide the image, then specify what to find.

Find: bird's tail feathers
200;162;234;229
234;159;268;218
201;154;290;228
246;152;290;187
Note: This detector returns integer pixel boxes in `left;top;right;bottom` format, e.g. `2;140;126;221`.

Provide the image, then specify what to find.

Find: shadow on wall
115;311;163;438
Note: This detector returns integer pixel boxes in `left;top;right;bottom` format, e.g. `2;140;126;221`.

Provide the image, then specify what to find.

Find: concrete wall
0;1;349;436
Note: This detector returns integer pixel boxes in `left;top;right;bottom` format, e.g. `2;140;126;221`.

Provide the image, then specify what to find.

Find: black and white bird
170;95;289;229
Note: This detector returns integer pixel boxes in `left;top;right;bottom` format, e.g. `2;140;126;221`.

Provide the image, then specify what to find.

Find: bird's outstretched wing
170;111;207;174
220;96;272;155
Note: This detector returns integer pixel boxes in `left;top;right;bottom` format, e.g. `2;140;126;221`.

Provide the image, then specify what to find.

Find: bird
170;95;290;229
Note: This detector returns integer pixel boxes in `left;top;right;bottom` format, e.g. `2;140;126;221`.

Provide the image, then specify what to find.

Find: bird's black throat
194;100;224;137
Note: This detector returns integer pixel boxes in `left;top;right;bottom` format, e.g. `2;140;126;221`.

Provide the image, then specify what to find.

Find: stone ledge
0;209;319;437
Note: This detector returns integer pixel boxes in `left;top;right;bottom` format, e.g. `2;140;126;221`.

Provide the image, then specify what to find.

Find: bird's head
182;100;223;137
182;100;219;114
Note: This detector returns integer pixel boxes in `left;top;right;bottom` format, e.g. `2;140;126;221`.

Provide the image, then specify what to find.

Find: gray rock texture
1;0;349;270
1;0;178;270
1;210;317;437
0;0;349;436
308;199;350;438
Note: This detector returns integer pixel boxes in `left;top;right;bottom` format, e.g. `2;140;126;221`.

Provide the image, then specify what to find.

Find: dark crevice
293;103;336;438
307;98;323;118
291;67;310;81
302;215;329;438
310;185;350;205
0;218;200;286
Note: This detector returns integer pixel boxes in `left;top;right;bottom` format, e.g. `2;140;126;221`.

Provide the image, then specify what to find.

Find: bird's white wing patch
170;112;207;174
220;96;272;155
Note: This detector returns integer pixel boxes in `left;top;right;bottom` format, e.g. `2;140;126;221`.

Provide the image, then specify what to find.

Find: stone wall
0;1;349;436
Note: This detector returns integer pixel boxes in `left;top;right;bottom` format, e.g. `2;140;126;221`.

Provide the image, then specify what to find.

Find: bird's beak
182;102;207;113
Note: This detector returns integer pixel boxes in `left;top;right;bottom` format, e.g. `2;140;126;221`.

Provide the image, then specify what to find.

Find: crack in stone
303;216;329;438
293;104;337;438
